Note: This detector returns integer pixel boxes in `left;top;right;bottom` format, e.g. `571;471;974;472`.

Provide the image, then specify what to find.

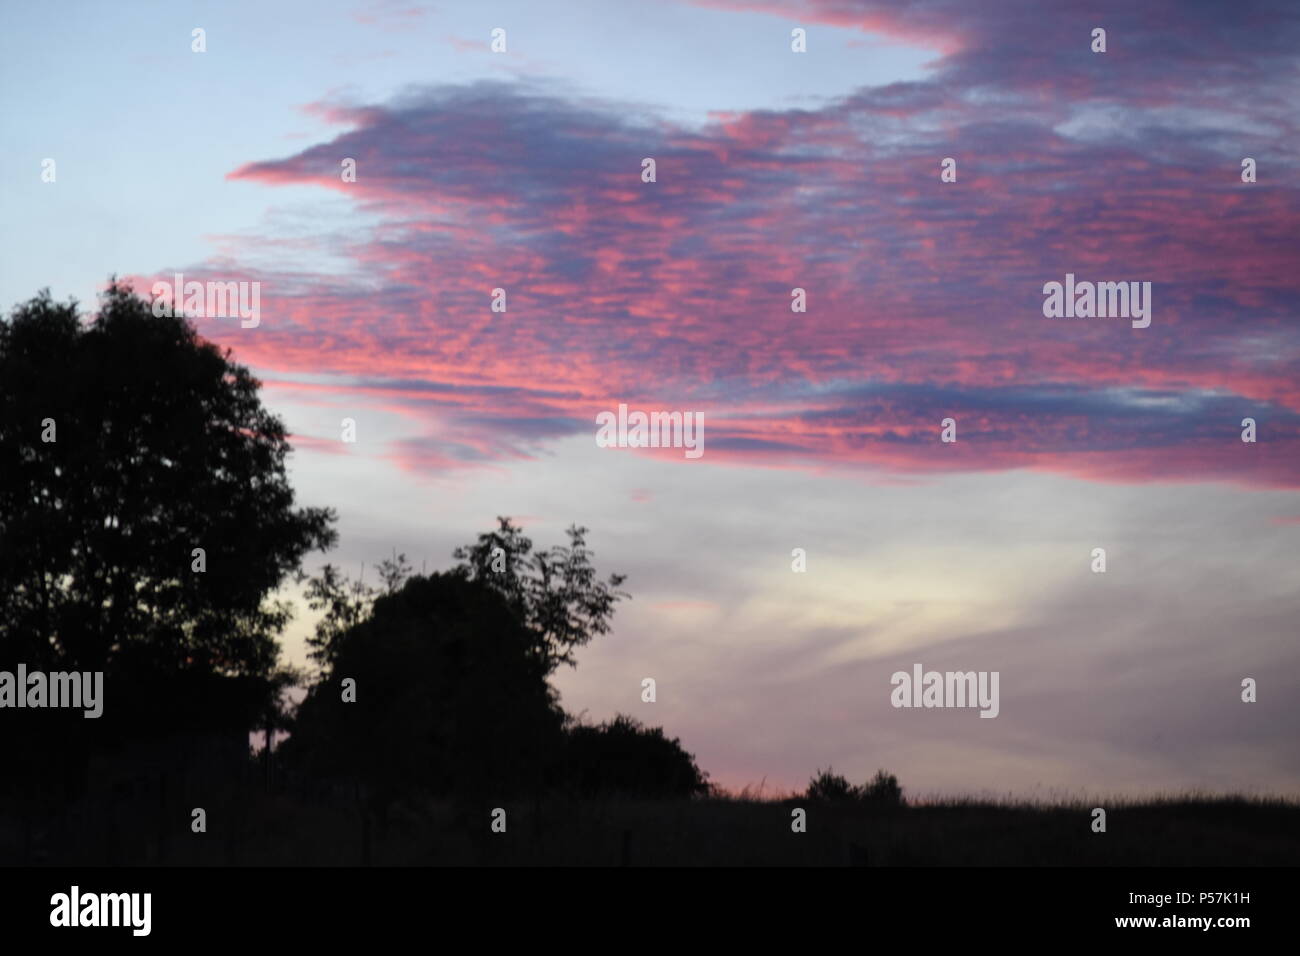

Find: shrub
806;767;860;802
805;767;905;806
557;714;711;798
862;769;904;807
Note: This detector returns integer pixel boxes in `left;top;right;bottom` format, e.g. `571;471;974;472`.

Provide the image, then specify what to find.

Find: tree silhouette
0;282;335;775
286;571;565;803
451;517;629;673
289;529;649;807
300;551;413;676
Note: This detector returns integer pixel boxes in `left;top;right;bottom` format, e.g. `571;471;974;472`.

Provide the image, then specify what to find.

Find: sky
2;0;1298;798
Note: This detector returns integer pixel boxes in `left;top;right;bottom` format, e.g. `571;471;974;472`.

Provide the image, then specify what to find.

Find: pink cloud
144;3;1300;488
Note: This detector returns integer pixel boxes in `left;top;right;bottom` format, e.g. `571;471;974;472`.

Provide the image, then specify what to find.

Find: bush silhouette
557;714;711;798
806;767;905;806
807;767;860;802
862;769;905;807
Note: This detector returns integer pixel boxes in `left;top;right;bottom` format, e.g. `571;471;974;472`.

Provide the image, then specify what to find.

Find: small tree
452;517;628;673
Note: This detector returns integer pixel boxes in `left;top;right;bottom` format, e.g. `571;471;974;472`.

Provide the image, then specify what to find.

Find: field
8;789;1298;867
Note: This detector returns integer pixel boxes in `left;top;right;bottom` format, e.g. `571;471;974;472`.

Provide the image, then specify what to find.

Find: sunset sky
3;0;1298;797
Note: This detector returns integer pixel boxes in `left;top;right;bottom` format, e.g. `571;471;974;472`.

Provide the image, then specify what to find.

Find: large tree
0;282;335;721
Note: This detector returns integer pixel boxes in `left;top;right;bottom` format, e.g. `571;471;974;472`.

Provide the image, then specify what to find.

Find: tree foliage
291;527;661;802
451;516;628;673
286;571;564;800
0;282;335;752
557;714;711;798
300;551;412;676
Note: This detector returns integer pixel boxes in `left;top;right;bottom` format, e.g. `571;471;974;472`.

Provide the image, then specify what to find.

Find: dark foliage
452;517;629;674
0;282;336;681
556;714;711;799
807;767;860;803
287;535;713;806
806;767;905;806
862;769;904;807
0;283;335;805
284;572;566;802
